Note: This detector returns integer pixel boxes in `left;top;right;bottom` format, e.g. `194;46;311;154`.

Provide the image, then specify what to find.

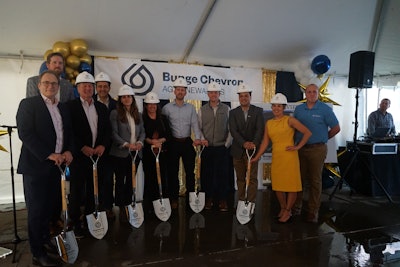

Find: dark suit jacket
229;104;264;159
16;96;73;176
93;94;117;113
67;98;111;159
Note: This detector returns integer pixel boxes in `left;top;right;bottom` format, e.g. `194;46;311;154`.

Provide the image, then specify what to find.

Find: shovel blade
127;203;144;228
153;198;171;222
189;213;205;229
55;230;79;264
86;211;108;239
236;200;255;225
189;192;205;213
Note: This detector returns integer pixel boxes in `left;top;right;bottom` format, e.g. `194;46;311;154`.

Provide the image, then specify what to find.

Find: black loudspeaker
348;51;375;88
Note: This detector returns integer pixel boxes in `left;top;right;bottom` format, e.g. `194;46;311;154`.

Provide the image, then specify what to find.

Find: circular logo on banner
121;64;154;96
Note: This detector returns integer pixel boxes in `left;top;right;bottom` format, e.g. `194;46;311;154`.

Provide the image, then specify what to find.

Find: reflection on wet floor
2;187;400;266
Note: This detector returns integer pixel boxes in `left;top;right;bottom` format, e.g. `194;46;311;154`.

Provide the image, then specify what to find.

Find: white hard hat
173;77;188;87
95;72;111;83
75;71;95;85
270;93;288;105
207;82;221;92
144;92;160;103
118;85;135;96
237;83;252;93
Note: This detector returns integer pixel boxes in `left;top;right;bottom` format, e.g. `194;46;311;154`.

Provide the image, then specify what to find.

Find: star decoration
298;76;341;106
0;130;8;152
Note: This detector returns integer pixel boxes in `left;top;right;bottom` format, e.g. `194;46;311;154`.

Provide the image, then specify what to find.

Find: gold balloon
80;54;92;65
70;39;88;57
73;70;79;77
52;41;70;58
65;66;74;75
43;49;53;61
67;72;75;80
70;79;76;85
66;55;80;69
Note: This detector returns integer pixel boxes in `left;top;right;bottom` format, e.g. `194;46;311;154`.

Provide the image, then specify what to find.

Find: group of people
16;51;342;267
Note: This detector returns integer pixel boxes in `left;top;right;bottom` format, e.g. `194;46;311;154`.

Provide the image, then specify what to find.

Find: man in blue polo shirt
293;83;340;223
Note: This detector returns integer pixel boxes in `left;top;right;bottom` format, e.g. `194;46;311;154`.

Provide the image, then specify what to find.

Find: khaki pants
295;144;327;215
233;154;259;203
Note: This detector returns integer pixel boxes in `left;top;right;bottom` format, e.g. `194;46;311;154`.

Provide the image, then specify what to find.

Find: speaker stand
328;89;393;203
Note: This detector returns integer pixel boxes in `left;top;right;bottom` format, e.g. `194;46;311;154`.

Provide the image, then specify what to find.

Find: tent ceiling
0;0;399;83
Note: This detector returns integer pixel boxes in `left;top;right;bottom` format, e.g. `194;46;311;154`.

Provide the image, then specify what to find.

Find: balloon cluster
294;55;331;86
41;39;91;85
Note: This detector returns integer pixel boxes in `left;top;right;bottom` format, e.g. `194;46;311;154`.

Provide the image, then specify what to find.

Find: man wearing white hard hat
67;71;112;237
229;83;264;205
142;92;171;212
94;72;117;112
162;77;202;209
252;93;311;223
93;72;117;219
109;85;145;221
198;82;232;211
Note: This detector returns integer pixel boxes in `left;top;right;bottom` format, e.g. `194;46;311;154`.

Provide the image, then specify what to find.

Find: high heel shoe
278;209;292;223
275;208;285;219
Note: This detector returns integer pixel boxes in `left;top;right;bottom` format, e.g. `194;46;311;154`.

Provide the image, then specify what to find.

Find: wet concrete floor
2;185;400;266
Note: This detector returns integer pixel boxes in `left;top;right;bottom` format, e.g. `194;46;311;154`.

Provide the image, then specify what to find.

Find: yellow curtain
262;69;277;103
262;69;277;184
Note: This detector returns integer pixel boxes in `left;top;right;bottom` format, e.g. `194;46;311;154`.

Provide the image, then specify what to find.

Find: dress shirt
80;97;98;147
162;101;201;139
42;95;63;153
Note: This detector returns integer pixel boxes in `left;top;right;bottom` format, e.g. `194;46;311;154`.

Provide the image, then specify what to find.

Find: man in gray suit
26;52;75;103
229;84;264;203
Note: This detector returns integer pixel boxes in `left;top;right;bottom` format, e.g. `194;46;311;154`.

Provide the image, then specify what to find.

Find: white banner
94;57;262;102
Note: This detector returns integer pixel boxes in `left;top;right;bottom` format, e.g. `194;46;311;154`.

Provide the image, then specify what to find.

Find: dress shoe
275;208;285;218
73;224;86;239
170;199;178;209
32;254;60;266
291;207;302;216
306;212;318;223
43;240;58;255
49;219;63;237
205;198;213;210
218;200;228;212
119;206;128;222
106;209;116;220
278;209;292;223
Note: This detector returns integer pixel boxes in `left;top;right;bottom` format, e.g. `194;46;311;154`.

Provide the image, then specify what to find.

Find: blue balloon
311;55;331;75
78;62;91;73
39;61;48;74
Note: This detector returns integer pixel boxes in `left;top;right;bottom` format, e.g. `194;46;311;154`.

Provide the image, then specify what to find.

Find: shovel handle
93;165;99;197
156;161;162;185
244;148;256;198
61;179;67;212
132;160;137;190
196;156;201;180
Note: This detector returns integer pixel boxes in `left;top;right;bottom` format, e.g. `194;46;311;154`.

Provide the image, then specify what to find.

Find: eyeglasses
40;81;59;87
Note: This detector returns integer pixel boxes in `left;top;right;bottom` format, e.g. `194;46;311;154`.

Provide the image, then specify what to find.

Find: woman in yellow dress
252;93;311;223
